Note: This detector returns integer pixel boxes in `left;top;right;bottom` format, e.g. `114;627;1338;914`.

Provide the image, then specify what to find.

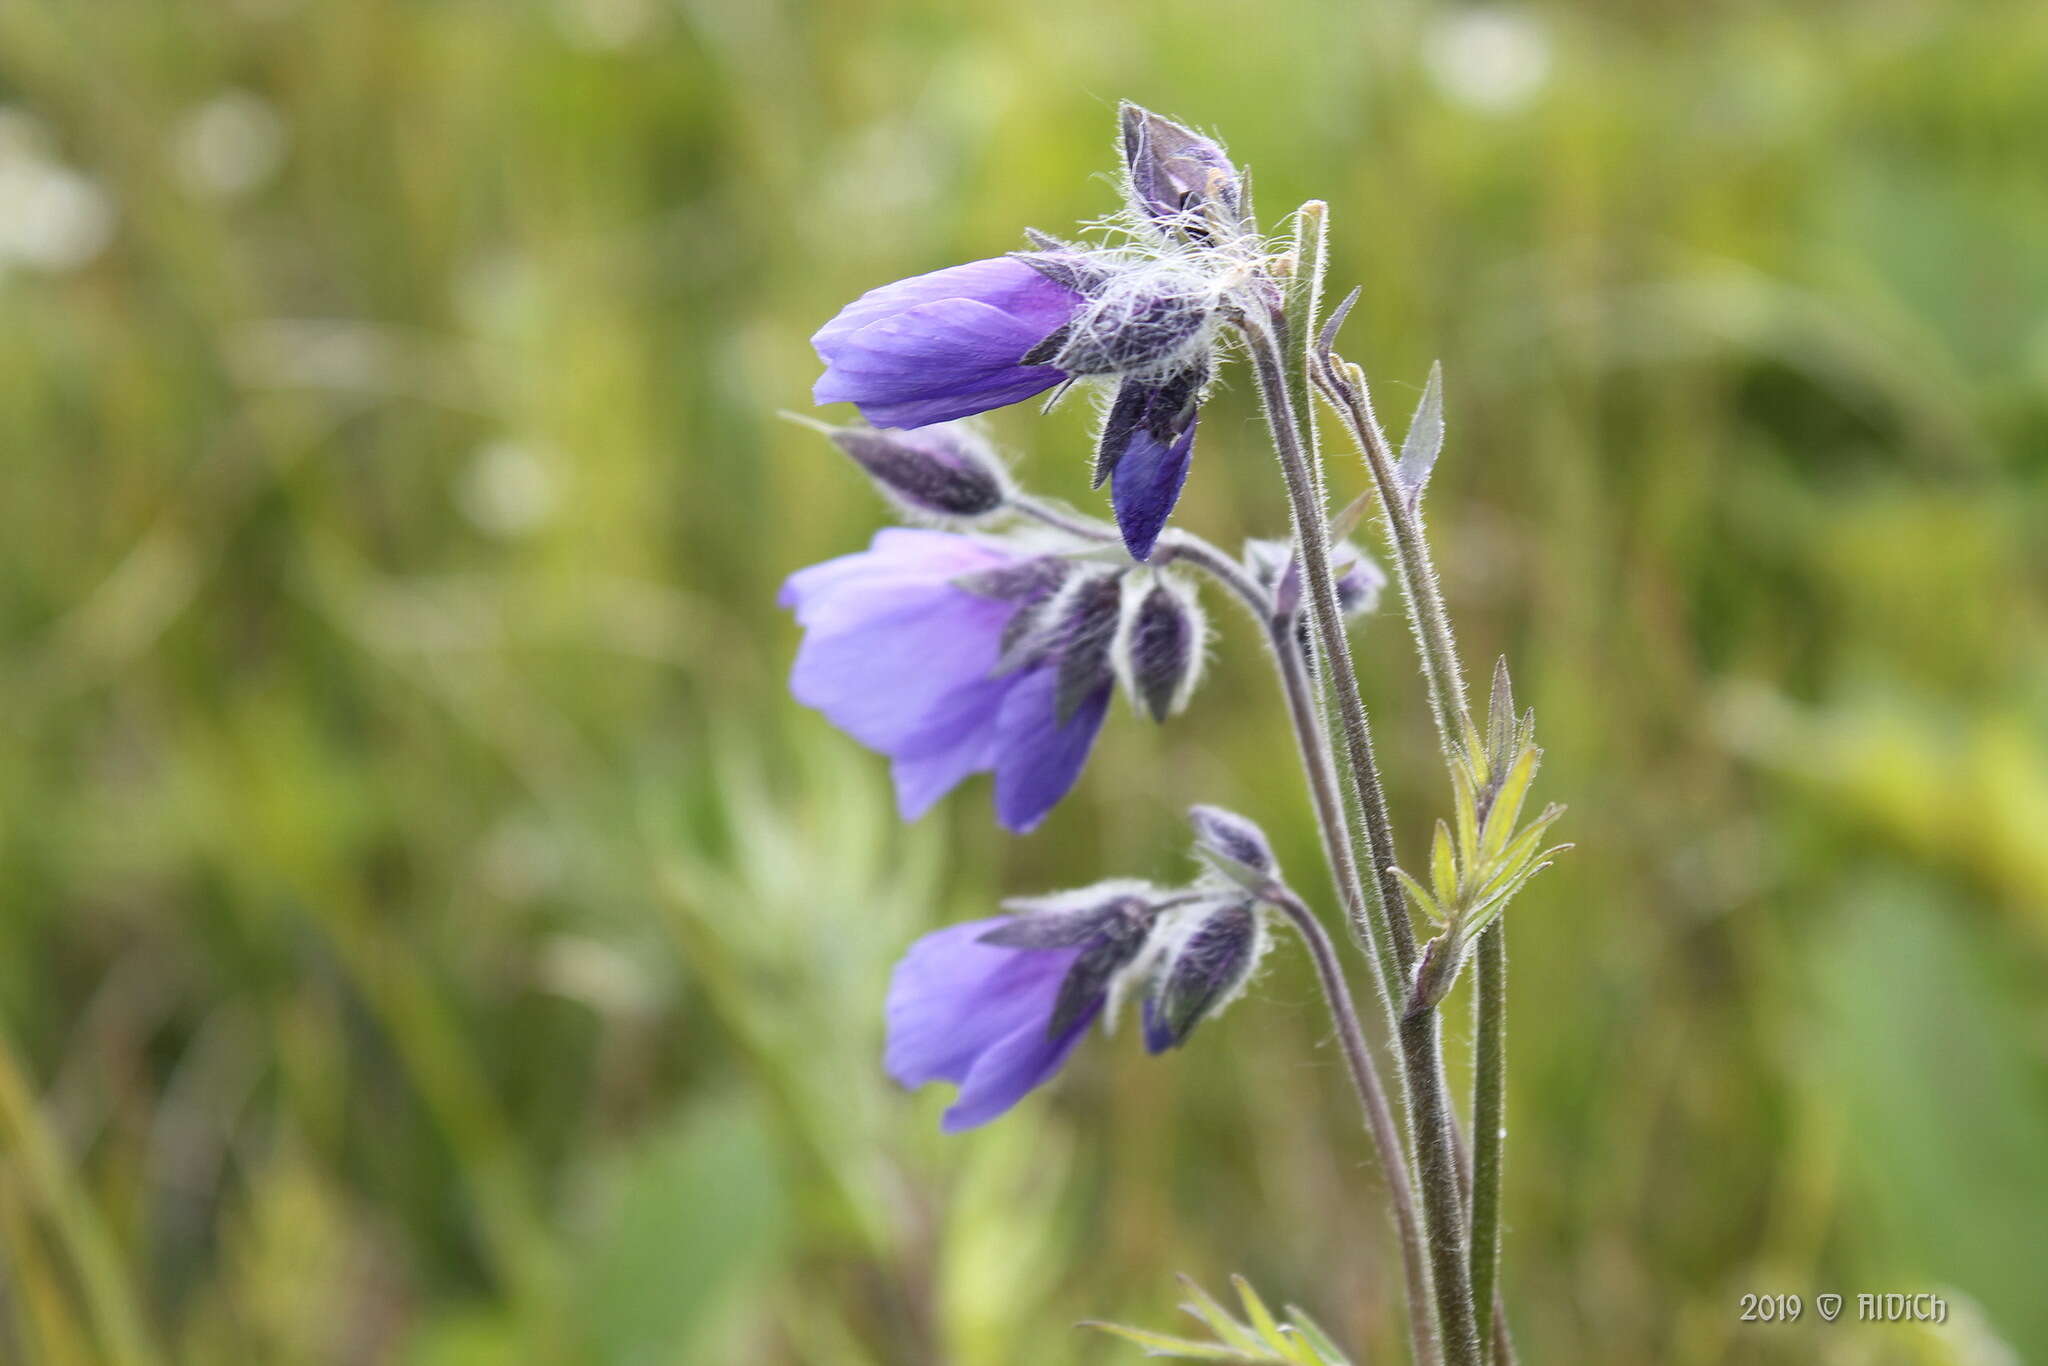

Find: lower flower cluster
884;831;1276;1130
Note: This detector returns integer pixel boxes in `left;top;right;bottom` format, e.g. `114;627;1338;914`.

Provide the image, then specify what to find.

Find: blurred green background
2;0;2045;1362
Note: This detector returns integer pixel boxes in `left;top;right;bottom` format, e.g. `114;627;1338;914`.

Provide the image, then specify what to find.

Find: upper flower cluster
810;104;1256;562
781;522;1208;832
780;107;1392;1134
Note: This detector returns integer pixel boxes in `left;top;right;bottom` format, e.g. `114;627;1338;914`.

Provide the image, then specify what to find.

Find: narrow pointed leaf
1464;853;1566;936
1473;806;1567;903
1485;656;1515;777
1395;361;1444;509
1450;762;1480;874
1430;819;1458;907
1179;1276;1264;1352
1325;488;1372;543
1390;865;1445;924
1282;1307;1352;1366
1316;286;1361;361
1481;745;1541;861
1084;1322;1275;1362
1230;1277;1303;1364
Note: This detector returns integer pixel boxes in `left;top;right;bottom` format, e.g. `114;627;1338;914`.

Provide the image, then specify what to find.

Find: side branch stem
1317;359;1526;1364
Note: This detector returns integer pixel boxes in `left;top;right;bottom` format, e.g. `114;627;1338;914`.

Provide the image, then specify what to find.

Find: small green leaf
1430;819;1459;906
1282;1306;1353;1366
1481;744;1540;861
1230;1275;1295;1361
1395;359;1445;509
1085;1321;1277;1361
1484;656;1515;777
1325;489;1372;543
1449;763;1480;874
1390;865;1445;924
1178;1275;1264;1352
1476;804;1566;898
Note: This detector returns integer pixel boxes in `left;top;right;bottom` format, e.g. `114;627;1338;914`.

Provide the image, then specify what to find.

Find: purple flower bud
886;884;1167;1130
1119;103;1243;240
781;530;1112;832
1096;364;1206;561
827;423;1009;520
1116;574;1206;722
1049;570;1125;725
1242;537;1385;620
1047;268;1218;377
1188;804;1279;880
1142;898;1266;1053
1334;541;1388;617
812;256;1082;428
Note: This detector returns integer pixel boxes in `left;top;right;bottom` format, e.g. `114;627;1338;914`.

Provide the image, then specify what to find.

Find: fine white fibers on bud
1188;804;1280;880
1141;896;1272;1051
827;421;1011;523
1051;260;1225;381
1113;570;1207;722
998;877;1164;921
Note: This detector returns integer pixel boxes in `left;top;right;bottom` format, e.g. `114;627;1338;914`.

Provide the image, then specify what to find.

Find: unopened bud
827;423;1008;520
990;880;1174;1040
1119;103;1243;240
1333;541;1387;617
1188;804;1279;881
1115;573;1205;721
1050;570;1126;724
1143;898;1265;1052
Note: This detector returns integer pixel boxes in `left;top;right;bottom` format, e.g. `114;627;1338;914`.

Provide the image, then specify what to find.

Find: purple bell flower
885;890;1160;1130
885;918;1096;1131
779;528;1112;832
812;257;1083;429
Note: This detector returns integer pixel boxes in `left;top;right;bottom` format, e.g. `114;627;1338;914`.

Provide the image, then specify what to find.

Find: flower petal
815;298;1067;427
788;589;1011;753
940;999;1100;1131
1110;412;1197;561
884;919;1077;1089
990;666;1112;833
812;257;1078;355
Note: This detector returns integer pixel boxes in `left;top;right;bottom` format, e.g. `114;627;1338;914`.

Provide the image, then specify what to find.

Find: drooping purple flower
812;257;1084;428
779;528;1115;832
1094;363;1206;561
885;890;1159;1130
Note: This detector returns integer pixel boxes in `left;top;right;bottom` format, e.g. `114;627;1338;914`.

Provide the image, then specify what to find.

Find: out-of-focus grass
1;1;2044;1362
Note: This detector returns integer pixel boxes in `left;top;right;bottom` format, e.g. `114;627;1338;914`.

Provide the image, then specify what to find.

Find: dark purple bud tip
1116;576;1206;722
828;423;1009;520
1119;103;1242;239
1050;570;1125;725
1144;899;1263;1052
1099;366;1205;561
1188;805;1279;880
